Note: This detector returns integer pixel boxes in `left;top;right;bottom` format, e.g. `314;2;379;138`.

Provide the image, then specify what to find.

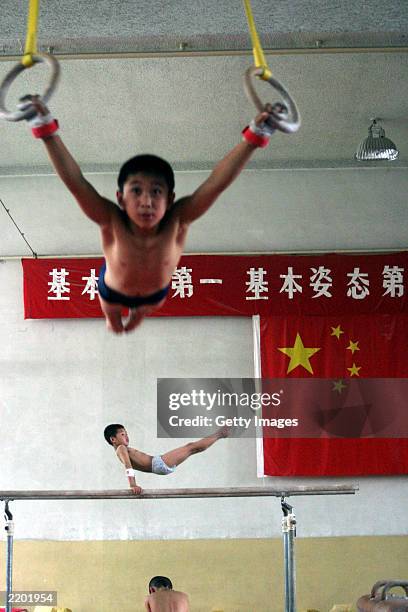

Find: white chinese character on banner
172;267;193;298
245;267;268;300
347;267;369;299
48;268;70;301
82;269;99;300
310;266;333;298
382;265;404;297
279;267;302;299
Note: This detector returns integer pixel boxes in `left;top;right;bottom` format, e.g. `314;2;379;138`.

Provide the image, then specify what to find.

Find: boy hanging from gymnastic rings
20;95;276;334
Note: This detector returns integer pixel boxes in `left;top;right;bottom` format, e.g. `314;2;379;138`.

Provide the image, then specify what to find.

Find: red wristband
31;119;59;139
242;126;269;148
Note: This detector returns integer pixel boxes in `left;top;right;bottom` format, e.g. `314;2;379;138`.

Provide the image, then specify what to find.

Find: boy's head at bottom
149;576;173;593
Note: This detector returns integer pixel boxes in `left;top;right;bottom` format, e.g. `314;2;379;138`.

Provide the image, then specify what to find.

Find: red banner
22;252;407;319
260;313;408;476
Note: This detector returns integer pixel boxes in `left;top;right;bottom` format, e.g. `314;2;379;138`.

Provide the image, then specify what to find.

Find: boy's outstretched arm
26;97;115;226
175;110;273;224
115;445;143;495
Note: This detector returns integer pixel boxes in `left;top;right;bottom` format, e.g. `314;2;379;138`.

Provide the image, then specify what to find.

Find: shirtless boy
23;96;276;333
145;576;189;612
104;423;228;494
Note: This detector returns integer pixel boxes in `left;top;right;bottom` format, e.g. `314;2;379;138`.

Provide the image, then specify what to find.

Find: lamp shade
355;119;399;161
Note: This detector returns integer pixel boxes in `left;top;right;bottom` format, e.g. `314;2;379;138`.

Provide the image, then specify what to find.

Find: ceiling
1;0;407;54
0;0;406;173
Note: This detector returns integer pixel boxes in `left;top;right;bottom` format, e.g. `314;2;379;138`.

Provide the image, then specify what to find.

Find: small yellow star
331;325;344;339
347;363;361;377
333;379;347;393
278;333;320;374
347;340;360;354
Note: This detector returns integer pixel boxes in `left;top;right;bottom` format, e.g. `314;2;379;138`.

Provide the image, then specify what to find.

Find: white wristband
126;468;136;477
249;118;275;138
27;112;55;128
16;98;54;127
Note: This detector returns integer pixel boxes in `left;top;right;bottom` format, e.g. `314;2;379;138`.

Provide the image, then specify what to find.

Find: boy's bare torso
102;203;188;297
145;590;190;612
118;445;153;472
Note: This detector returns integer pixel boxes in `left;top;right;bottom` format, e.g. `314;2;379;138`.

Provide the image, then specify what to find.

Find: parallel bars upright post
4;502;13;612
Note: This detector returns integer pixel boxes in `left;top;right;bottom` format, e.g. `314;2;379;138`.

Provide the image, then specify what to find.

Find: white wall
0;251;407;540
0;166;407;256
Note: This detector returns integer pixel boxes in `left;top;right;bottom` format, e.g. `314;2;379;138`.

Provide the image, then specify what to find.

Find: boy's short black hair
103;423;125;445
149;576;173;590
117;154;175;194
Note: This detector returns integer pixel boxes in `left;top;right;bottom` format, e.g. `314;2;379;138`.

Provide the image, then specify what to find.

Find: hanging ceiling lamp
355;118;399;161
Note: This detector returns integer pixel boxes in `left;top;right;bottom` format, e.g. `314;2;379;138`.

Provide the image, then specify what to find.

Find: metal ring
0;53;60;122
243;66;301;134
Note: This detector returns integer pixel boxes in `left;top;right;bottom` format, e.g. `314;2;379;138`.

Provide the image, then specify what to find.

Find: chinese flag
260;313;408;476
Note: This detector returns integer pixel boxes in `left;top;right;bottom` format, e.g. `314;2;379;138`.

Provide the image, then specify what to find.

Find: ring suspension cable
0;196;37;257
22;0;40;68
243;0;272;80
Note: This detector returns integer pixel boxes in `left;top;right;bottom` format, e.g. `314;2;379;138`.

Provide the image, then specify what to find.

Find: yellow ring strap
22;0;39;68
243;0;272;80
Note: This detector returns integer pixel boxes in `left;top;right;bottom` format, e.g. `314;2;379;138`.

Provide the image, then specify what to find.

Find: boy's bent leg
161;427;229;467
123;297;166;333
98;295;125;334
123;306;149;333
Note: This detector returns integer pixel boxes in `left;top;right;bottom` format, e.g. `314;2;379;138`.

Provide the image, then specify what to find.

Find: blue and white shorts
151;455;176;475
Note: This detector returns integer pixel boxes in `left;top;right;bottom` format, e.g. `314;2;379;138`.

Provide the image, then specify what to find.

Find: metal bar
5;531;12;612
287;528;296;611
0;485;358;500
284;520;297;612
0;46;407;64
281;499;297;612
283;531;291;612
4;502;13;612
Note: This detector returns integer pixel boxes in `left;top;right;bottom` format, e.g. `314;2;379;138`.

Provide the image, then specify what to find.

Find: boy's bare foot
217;425;231;438
124;307;149;333
105;312;125;334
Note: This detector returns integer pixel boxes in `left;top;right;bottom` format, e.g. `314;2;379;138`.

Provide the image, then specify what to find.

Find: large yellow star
278;333;321;374
331;325;344;339
347;362;361;377
347;340;360;354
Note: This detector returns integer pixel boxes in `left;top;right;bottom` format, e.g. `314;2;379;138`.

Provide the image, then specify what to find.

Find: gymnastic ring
243;66;301;134
0;53;60;122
